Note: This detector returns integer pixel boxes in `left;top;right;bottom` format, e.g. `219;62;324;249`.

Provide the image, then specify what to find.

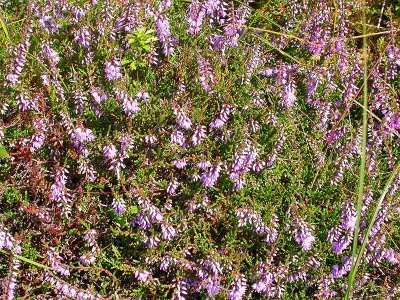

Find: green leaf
0;144;9;158
130;61;137;70
128;205;138;215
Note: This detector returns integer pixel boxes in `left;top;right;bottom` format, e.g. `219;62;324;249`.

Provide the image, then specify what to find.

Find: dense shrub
1;0;400;299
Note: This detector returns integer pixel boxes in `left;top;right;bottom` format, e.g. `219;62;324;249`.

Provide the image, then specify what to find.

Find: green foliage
0;143;9;158
122;27;158;71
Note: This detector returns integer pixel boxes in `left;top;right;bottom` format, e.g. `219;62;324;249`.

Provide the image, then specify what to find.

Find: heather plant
1;0;400;299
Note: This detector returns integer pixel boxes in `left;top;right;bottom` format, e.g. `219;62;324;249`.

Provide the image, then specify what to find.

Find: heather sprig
1;0;400;299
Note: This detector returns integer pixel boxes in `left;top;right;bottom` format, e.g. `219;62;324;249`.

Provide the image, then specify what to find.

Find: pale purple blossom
30;119;47;152
90;88;107;103
50;167;70;204
75;26;91;49
170;128;185;147
80;252;96;265
161;223;177;240
41;42;60;64
103;144;118;160
0;226;21;253
145;236;160;248
69;126;95;152
167;179;180;195
134;270;152;283
4;256;20;300
192;125;207;146
175;109;192;130
200;163;221;187
47;247;70;276
197;55;215;93
290;212;316;251
112;197;126;215
105;58;122;81
16;92;38;112
228;274;247;300
210;104;233;129
186;0;206;35
197;161;212;170
173;158;187;169
114;88;140;116
38;14;60;33
155;15;176;55
7;41;30;86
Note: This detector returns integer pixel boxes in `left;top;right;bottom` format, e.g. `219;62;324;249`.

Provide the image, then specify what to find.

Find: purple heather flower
170;128;185;147
114;88;140;116
229;141;260;189
384;248;400;264
75;26;91;49
44;271;101;299
243;45;262;84
83;229;98;246
38;14;60;34
132;199;163;230
290;213;316;251
105;58;122;81
47;247;70;276
80;252;96;265
186;0;206;35
197;55;215;93
159;0;173;11
132;212;152;230
6;30;31;85
331;256;352;279
134;270;152;283
90;88;107;103
161;223;177;240
228;274;247;300
283;83;297;108
145;236;160;248
197;161;212;170
112;197;126;215
4;256;20;300
72;88;87;114
160;256;177;272
42;42;60;64
328;200;357;254
155;15;176;55
50;167;69;203
16;91;38;112
204;278;221;297
167;179;180;195
192;125;207;146
175;109;192;130
119;135;134;154
30;119;47;152
103;144;118;160
198;258;222;279
210;104;233;129
200;163;221;187
341;201;357;231
136;91;150;100
387;45;400;79
70;126;95;152
144;135;158;145
173;158;187;169
235;208;279;244
172;279;188;300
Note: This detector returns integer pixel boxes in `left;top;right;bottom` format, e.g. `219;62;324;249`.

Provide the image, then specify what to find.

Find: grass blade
0;8;10;42
346;2;368;299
